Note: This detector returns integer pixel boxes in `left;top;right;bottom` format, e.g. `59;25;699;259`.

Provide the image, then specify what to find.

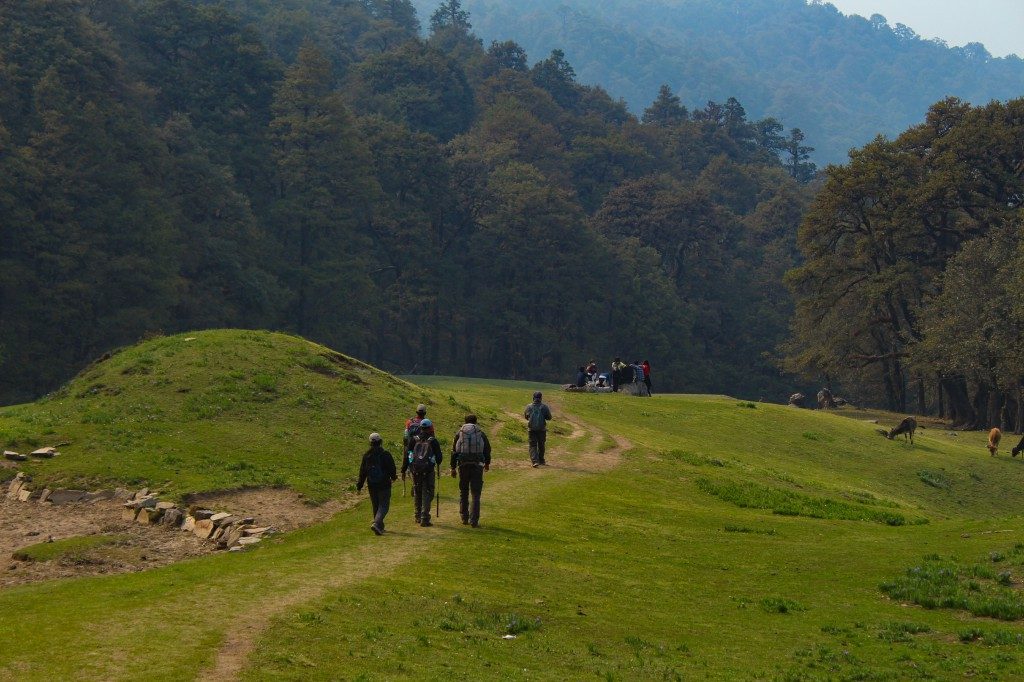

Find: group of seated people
570;358;652;396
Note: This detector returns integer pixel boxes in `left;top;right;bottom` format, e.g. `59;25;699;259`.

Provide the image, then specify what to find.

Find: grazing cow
887;417;917;445
988;427;1002;456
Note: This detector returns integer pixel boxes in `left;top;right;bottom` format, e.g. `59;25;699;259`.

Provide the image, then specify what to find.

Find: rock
238;517;256;525
223;526;246;548
112;488;133;501
161;509;184;527
136;507;164;525
242;527;272;537
155;501;177;510
25;530;40;537
132;488;150;501
30;447;57;458
129;496;158;510
181;515;196;532
17;489;33;502
46;489;90;505
228;546;244;552
122;506;139;522
237;537;261;546
6;480;23;500
3;451;26;462
85;490;116;502
210;526;226;542
192;509;215;521
193;519;215;540
210;513;235;528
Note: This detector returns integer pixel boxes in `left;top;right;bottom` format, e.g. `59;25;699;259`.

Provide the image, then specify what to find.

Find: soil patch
1;488;354;588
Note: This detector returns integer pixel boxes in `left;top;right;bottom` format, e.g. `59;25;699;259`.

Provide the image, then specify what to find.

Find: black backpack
410;439;436;475
366;450;387;485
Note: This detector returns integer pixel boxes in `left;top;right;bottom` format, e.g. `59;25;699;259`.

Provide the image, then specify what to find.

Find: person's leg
644;377;652;396
529;430;540;465
459;466;470;523
420;474;435;525
469;466;483;526
412;478;422;523
538;430;547;465
375;484;391;531
368;485;380;518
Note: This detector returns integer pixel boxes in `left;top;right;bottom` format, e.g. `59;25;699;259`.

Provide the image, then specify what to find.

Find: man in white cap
523;391;552;467
357;433;398;535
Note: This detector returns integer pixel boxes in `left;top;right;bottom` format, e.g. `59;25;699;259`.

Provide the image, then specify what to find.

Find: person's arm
400;451;409;477
523;404;531;419
544;405;552;421
482;433;492;468
432;439;444;468
357;455;368;491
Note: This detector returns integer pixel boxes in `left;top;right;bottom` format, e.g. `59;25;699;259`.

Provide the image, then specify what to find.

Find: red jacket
642;362;651;378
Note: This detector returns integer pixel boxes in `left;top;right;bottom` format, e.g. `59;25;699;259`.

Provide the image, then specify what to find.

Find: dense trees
0;0;811;404
430;0;1024;164
784;98;1024;429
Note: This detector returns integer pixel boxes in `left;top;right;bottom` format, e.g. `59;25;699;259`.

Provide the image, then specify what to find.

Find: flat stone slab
237;537;261;546
3;451;26;461
192;509;215;521
155;501;177;510
193;519;215;539
47;490;90;505
30;447;57;458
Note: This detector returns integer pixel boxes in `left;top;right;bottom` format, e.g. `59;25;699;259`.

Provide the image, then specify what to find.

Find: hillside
4;335;1024;678
0;330;469;501
420;0;1024;164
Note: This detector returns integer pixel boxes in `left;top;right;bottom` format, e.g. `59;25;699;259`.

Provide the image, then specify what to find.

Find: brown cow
988;428;1002;456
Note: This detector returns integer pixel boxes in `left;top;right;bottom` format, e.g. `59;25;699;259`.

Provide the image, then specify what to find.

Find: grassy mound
0;330;468;501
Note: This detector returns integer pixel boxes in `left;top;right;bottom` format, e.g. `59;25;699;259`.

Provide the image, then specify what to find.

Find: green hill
3;334;1024;679
0;330;471;501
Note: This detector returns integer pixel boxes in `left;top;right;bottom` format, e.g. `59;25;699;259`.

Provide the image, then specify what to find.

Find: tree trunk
986;389;1001;430
1017;388;1024;435
937;376;945;420
917;378;927;416
942;377;974;428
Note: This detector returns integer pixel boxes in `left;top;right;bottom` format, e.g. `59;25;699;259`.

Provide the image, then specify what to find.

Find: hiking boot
531;463;539;468
471;521;479;528
462;518;469;525
371;524;383;536
421;520;433;527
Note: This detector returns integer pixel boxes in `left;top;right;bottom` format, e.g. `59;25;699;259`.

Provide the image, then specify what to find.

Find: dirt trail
199;409;630;681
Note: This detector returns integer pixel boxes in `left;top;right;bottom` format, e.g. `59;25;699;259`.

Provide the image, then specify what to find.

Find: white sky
825;0;1024;57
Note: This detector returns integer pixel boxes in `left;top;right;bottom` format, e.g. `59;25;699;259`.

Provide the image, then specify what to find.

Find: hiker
356;433;398;535
524;391;553;467
450;414;492;527
575;366;587;388
586;360;598;381
611;357;627;392
404;404;427;450
642;360;652;396
402;418;443;526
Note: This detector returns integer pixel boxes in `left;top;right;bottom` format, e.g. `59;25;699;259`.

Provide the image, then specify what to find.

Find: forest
427;0;1024;164
0;0;813;405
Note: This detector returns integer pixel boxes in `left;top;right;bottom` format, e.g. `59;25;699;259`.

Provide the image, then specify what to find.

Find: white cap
369;433;382;443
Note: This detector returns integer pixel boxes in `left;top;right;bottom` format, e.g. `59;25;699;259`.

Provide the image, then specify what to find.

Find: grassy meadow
3;333;1024;679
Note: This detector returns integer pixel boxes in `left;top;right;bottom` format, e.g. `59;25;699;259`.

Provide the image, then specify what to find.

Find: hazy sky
826;0;1024;57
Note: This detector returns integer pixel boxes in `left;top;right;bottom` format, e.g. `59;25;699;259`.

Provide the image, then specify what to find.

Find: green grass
12;535;128;562
4;341;1024;679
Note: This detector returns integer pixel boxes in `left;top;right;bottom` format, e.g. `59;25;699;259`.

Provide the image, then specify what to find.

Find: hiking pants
529;430;547;465
413;471;435;523
611;370;620;392
368;483;392;531
458;464;484;524
643;377;652;396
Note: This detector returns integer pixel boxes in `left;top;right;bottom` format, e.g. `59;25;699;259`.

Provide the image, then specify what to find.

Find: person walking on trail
451;414;492;527
642;360;652;396
524;391;552;467
404;404;428;450
357;433;398;535
402;418;443;526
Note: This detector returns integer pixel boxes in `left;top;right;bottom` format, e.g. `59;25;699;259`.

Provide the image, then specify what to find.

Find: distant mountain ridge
412;0;1024;163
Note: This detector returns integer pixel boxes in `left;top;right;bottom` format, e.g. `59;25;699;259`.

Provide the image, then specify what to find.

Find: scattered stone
193;519;215;540
237;537;261;546
25;530;40;537
122;506;139;522
192;509;215;521
239;517;256;525
155;501;177;511
136;507;164;525
3;451;26;462
112;488;133;501
161;509;184;527
242;527;272;537
211;514;236;529
37;489;51;504
228;546;244;552
127;496;158;510
17;489;33;502
47;490;90;505
132;488;150;501
30;447;57;458
210;526;226;542
181;515;196;533
85;490;116;502
6;475;25;499
222;526;246;548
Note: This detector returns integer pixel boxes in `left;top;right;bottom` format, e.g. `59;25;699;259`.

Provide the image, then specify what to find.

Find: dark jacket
451;423;492;467
357;446;398;490
575;370;587;387
401;436;443;475
524;402;552;431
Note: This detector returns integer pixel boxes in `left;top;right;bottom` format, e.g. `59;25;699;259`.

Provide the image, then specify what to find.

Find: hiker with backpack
450;414;492;527
524;391;553;467
356;433;398;535
401;418;443;526
642;360;652;396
